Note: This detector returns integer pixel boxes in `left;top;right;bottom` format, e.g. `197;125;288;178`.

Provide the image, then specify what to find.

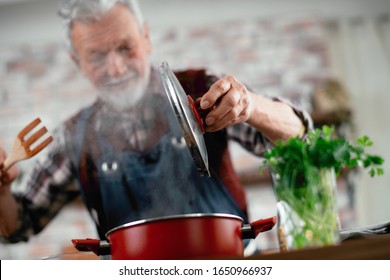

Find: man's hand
0;147;21;237
0;148;19;191
199;75;306;142
199;75;254;132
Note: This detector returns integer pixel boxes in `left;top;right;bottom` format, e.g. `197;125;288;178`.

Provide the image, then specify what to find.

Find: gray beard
98;81;145;111
97;67;151;112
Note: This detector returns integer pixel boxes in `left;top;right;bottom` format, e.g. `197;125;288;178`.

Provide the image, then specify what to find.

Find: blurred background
0;0;389;259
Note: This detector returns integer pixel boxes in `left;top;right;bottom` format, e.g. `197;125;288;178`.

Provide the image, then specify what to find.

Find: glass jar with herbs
261;126;384;251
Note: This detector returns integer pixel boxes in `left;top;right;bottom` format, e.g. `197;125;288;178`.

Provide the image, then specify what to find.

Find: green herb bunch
261;126;384;249
262;125;384;189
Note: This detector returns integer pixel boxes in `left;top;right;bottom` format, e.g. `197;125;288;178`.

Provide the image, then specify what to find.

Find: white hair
58;0;145;55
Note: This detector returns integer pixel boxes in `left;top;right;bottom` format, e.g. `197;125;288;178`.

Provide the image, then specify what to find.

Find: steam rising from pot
63;67;197;231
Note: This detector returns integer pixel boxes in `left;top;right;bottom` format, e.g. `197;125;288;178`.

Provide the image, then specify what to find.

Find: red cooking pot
72;213;276;259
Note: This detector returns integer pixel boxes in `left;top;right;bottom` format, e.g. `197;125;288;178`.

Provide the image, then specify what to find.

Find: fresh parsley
261;125;384;188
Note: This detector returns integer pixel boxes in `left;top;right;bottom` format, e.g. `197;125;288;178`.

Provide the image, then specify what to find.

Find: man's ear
143;23;152;54
68;50;80;68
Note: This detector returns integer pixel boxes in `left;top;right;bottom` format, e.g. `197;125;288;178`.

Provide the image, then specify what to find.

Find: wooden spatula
2;118;53;172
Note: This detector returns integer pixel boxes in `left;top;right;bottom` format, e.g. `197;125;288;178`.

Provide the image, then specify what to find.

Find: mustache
101;70;138;87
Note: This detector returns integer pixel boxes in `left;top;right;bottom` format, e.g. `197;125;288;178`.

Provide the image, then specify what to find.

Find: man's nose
106;52;126;77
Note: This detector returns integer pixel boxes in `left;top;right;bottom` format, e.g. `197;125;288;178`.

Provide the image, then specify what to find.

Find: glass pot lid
159;61;210;177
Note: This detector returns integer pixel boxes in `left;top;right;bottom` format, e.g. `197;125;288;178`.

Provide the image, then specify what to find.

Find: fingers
0;148;6;162
200;75;253;132
0;149;19;188
200;78;231;110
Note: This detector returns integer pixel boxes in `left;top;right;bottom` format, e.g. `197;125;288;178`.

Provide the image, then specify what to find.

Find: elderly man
0;0;311;250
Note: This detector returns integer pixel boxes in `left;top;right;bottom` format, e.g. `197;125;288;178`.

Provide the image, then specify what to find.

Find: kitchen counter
248;235;390;260
57;234;390;260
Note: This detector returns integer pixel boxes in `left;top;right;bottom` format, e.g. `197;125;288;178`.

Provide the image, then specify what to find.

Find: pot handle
241;216;277;239
188;96;213;133
72;238;111;256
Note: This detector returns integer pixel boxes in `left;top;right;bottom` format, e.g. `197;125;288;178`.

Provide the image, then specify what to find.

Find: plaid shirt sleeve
226;97;313;156
0;125;81;243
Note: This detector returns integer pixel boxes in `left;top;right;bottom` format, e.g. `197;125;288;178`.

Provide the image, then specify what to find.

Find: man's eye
88;53;105;63
118;46;133;55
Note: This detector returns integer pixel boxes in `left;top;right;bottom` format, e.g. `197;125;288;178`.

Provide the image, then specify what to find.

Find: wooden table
248;235;390;260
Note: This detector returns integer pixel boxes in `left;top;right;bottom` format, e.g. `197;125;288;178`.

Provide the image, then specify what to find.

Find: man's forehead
74;31;134;54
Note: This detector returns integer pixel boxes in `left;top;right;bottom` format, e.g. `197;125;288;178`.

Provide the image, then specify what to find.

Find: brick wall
0;16;352;259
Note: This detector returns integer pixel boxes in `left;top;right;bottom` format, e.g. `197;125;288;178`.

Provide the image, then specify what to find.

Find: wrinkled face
71;4;152;110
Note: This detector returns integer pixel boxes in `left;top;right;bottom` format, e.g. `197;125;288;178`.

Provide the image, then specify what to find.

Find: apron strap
73;106;95;163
